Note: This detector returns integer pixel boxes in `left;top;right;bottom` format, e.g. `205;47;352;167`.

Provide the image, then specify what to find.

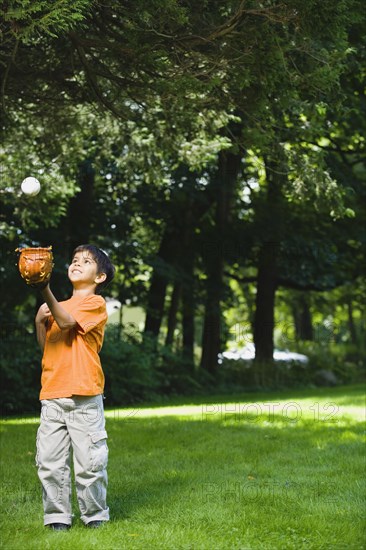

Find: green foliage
156;344;207;396
3;317;363;416
1;0;365;407
298;341;366;385
101;329;208;406
218;342;365;392
101;330;160;405
2;0;93;40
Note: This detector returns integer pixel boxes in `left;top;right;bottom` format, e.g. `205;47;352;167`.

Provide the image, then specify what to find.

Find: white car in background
218;343;308;365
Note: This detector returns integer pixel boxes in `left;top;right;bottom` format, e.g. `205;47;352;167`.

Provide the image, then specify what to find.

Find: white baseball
21;177;41;196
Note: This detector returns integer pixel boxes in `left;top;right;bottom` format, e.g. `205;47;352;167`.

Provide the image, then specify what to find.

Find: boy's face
68;250;106;288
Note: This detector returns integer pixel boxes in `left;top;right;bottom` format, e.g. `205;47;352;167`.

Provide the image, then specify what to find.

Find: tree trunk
67;159;95;254
144;265;169;338
144;168;217;341
165;283;181;346
201;149;242;373
182;282;195;364
180;205;196;366
253;241;278;362
54;159;95;298
253;146;286;382
293;293;313;341
144;231;175;337
200;300;222;374
346;297;358;345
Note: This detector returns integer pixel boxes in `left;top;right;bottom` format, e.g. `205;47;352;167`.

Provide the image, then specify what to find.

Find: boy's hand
30;281;50;290
35;303;51;351
36;303;52;325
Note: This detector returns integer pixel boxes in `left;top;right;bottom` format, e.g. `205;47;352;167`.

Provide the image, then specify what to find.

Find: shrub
0;328;41;416
101;330;205;405
101;331;160;405
156;345;204;396
298;342;366;385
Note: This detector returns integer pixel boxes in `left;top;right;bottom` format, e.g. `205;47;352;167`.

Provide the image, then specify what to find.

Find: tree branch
70;33;126;119
300;139;365;166
175;2;294;48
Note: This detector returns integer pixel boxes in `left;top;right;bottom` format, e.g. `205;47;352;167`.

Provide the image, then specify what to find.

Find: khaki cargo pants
36;394;109;526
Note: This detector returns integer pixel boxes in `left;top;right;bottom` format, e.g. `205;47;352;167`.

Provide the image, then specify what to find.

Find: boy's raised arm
40;285;76;330
35;303;51;351
35;320;47;351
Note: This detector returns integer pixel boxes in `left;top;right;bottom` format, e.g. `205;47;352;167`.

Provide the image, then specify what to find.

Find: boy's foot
86;520;105;528
47;523;70;531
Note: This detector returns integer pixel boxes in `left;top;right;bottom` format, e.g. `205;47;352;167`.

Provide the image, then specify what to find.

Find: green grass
1;384;365;549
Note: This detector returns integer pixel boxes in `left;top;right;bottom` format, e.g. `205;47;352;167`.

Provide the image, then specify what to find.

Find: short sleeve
71;295;108;335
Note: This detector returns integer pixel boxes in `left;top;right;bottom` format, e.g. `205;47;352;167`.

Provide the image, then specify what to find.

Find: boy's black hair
72;244;115;294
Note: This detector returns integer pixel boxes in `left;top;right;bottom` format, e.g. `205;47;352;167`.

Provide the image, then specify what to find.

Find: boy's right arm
35;303;51;352
40;285;76;330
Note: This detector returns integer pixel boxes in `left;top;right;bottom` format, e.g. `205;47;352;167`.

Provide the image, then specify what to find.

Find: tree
200;147;243;373
1;0;365;392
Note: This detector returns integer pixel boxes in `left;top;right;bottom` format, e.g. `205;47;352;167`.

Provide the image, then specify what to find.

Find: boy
34;244;115;531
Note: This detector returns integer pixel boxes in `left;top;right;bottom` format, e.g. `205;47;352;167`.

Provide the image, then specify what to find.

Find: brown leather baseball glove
16;246;54;289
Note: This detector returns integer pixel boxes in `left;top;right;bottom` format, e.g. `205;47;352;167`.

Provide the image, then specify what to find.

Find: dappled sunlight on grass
2;384;364;426
0;384;365;549
105;404;205;421
0;416;40;425
104;384;365;424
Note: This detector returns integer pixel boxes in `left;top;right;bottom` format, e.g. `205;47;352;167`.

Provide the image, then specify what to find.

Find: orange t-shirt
40;294;108;400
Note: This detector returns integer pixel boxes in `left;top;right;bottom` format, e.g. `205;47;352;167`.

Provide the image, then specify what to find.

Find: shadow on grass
105;406;365;521
1;384;364;535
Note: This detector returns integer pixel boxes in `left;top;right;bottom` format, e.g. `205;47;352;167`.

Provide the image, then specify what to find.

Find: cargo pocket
89;430;108;472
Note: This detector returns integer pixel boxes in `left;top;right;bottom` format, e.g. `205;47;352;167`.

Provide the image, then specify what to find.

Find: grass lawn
1;384;365;549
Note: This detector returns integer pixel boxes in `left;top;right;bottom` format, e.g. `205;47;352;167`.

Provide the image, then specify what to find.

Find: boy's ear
95;272;107;284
